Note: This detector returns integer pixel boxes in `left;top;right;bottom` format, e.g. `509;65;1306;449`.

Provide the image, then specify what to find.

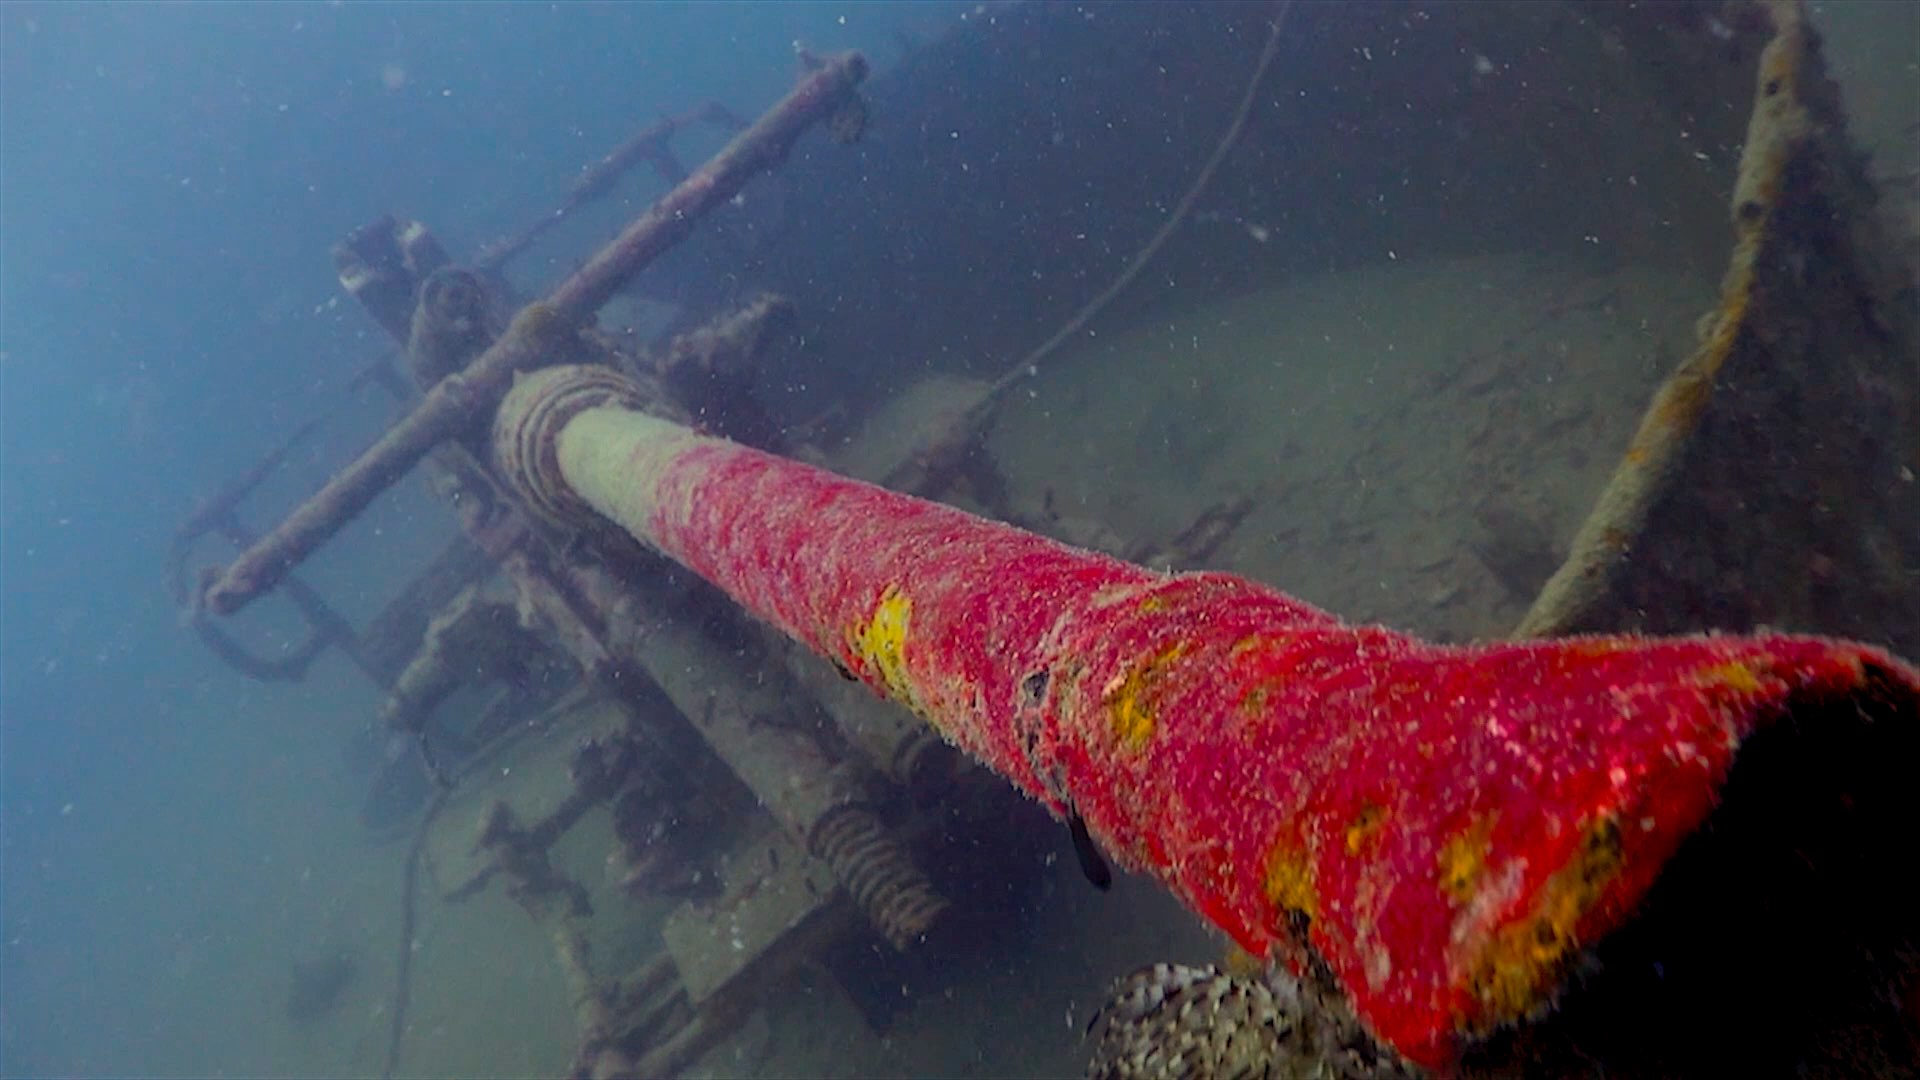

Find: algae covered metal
492;360;1920;1072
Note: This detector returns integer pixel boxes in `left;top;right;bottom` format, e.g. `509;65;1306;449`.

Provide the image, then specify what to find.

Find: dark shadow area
1468;664;1920;1078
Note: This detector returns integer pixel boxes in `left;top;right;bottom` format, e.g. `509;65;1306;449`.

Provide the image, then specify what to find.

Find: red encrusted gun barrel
495;365;1920;1068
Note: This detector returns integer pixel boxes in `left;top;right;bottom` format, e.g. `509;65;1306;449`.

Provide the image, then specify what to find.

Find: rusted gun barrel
490;363;1919;1070
200;52;867;617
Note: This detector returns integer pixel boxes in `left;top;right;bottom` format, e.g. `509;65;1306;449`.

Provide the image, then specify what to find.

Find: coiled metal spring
811;805;949;950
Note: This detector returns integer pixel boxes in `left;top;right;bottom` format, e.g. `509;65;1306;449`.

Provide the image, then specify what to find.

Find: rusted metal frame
336;216;456;346
169;348;422;683
591;558;951;952
518;550;953;953
544;55;865;323
468;801;628;1075
201;51;869;617
182;604;328;683
450;728;718;1078
334;231;634;702
551;915;629;1079
348;352;416;402
168;423;366;683
354;532;502;681
477;101;748;272
612;955;700;1074
214;513;384;680
173;564;335;682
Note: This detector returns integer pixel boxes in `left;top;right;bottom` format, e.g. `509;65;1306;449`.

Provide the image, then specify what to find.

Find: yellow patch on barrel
850;586;921;713
1697;659;1765;696
1463;817;1624;1029
1438;815;1498;903
1262;840;1319;922
1103;642;1188;751
1345;804;1389;856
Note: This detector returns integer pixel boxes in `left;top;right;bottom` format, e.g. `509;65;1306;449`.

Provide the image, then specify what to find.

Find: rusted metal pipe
544;53;864;323
200;309;561;615
200;53;868;616
491;364;1920;1069
476;101;747;271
